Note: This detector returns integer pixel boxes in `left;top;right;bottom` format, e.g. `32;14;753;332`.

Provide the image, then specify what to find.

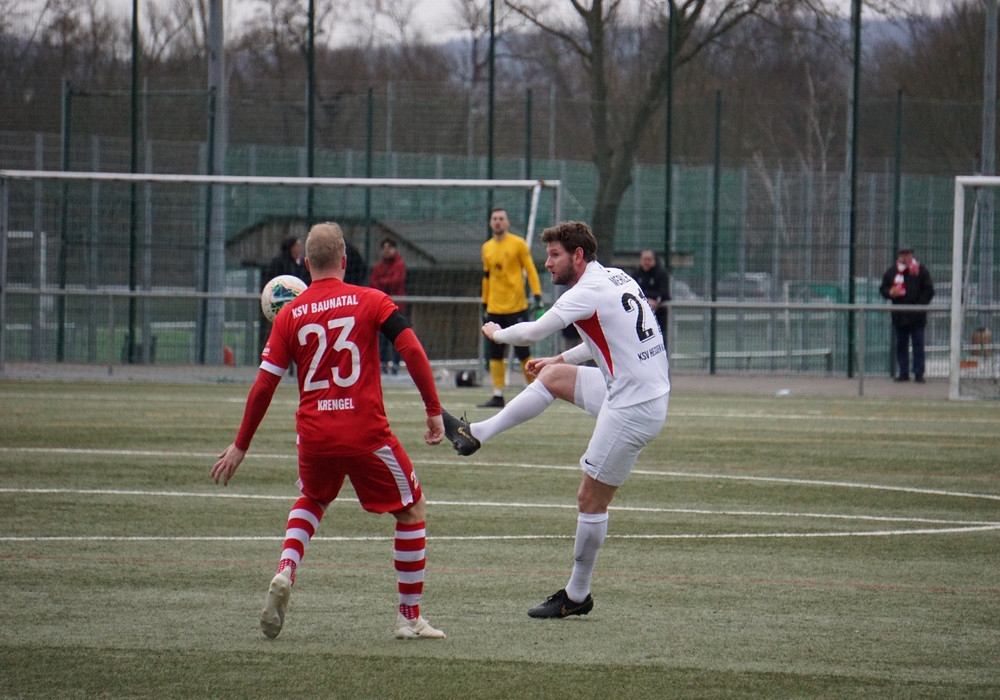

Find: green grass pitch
1;378;998;698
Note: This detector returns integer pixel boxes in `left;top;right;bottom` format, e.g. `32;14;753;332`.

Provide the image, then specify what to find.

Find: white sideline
1;486;997;526
3;526;999;542
2;446;1000;502
2;485;999;542
2;446;998;541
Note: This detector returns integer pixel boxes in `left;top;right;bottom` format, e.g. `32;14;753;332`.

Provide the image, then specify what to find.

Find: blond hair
305;222;346;273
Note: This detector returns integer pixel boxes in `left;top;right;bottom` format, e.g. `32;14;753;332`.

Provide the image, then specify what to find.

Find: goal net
0;170;561;374
950;175;1000;400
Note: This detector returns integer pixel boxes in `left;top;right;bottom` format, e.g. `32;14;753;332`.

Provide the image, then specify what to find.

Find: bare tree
230;1;341;117
448;0;525;84
503;0;781;253
32;0;128;86
234;0;346;63
1;0;42;36
869;0;987;170
503;0;912;256
139;0;217;63
367;0;424;47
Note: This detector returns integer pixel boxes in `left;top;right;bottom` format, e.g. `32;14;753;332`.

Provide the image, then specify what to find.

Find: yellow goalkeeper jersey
481;232;542;315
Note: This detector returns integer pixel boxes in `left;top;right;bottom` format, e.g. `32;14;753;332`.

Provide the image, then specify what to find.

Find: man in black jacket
632;250;670;344
265;236;311;286
880;246;935;383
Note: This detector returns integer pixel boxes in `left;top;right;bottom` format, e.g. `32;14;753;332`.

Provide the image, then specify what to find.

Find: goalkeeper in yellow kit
478;207;543;408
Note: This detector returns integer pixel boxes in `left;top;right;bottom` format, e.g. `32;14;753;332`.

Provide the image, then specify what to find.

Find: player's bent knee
537;364;577;402
393;495;426;523
577;475;617;513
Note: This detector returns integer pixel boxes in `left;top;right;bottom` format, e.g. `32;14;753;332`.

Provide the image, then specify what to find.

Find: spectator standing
264;236;311;286
631;249;670;343
879;246;935;383
370;237;408;375
261;236;311;358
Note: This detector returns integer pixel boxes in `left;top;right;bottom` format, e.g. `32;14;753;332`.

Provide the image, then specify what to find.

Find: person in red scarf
880;246;935;383
369;237;408;375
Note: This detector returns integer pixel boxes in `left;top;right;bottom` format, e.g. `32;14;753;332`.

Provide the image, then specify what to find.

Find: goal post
0;169;562;373
950;175;1000;400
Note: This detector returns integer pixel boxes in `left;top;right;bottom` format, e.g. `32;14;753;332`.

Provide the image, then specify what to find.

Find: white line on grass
3;446;1000;503
628;468;1000;502
673;409;1000;425
0;534;566;542
1;486;998;545
0;391;298;406
3;524;999;543
404;403;999;425
610;525;1000;539
6;389;996;424
2;487;997;526
426;458;1000;503
0;487;289;500
1;446;243;459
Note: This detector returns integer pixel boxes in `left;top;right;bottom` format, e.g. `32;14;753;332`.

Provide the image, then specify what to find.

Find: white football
261;274;307;322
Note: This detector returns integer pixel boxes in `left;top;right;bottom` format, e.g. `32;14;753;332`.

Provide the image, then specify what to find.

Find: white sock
565;511;608;603
471;381;554;444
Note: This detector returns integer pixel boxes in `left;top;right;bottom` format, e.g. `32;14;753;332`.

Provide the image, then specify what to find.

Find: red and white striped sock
276;496;326;585
394;521;426;620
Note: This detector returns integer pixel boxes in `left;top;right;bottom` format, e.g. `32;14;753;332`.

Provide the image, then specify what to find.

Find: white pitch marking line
0;487;289;501
3;446;1000;502
629;469;1000;502
7;390;997;424
3;524;999;543
1;488;997;527
0;447;242;459
426;459;1000;503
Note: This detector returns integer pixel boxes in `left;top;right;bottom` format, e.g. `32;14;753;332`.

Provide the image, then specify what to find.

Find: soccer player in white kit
443;220;670;618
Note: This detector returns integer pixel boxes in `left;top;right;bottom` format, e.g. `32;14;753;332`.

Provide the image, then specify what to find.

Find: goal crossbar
0;169;562;371
0;169;561;192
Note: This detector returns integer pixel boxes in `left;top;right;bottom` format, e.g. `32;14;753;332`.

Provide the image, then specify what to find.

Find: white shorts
573;366;669;487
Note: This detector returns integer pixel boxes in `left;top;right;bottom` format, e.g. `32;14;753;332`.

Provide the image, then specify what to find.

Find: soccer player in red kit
212;222;447;640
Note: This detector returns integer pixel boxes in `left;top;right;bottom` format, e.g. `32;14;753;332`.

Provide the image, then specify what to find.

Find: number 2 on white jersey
620;292;656;341
298;317;361;391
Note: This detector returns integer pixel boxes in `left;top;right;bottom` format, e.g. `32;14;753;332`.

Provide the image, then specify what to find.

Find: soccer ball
261;274;307;322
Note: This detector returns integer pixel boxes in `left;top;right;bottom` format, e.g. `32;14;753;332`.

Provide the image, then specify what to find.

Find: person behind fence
212;221;448;641
261;236;312;361
880;246;934;383
478;206;544;409
370;237;408;375
265;235;311;286
441;220;670;619
631;249;670;343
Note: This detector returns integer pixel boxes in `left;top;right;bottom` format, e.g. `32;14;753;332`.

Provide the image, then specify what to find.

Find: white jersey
551;261;670;408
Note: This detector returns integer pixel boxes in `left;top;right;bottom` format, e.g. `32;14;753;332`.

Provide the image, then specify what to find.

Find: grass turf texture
1;379;998;698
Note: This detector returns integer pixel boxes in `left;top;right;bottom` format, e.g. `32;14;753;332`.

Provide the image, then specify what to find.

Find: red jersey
261;277;399;455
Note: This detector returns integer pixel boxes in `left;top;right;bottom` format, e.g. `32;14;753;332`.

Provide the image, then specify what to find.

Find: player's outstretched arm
392;326;444;443
485;310;564;345
212;444;247;486
425;414;444;445
481;321;502;341
211;369;281;486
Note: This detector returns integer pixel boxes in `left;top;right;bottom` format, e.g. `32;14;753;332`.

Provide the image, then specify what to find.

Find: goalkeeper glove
529;294;545;318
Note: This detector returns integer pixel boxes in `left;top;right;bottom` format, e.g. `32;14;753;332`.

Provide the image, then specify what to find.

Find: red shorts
296;435;422;514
